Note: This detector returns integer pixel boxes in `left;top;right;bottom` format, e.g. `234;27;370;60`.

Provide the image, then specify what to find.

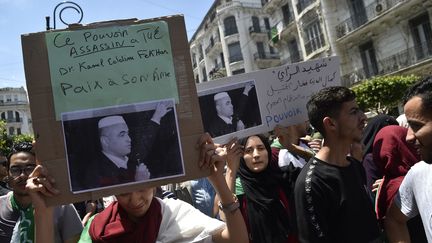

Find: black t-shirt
294;157;380;243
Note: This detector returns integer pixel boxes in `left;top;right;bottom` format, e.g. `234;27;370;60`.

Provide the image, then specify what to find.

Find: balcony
254;52;281;69
249;25;270;39
2;117;23;123
0;100;28;106
205;38;222;56
304;34;325;56
342;41;432;86
335;0;406;39
297;0;315;15
262;0;283;14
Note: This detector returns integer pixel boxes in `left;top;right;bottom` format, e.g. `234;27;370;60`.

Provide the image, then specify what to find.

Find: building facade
190;0;280;83
266;0;432;86
192;0;432;86
0;87;33;136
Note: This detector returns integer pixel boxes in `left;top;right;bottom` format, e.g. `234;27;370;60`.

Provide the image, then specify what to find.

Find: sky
0;0;214;89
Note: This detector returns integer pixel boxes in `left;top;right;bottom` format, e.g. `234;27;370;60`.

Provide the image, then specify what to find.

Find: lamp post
46;1;84;30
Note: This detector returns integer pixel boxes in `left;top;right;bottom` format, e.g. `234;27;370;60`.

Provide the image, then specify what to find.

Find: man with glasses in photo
0;142;83;242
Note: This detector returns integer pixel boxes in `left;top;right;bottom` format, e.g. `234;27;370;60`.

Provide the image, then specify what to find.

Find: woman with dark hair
361;114;398;196
224;134;297;243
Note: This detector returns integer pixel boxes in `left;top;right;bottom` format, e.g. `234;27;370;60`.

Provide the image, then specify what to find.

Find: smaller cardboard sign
197;56;340;144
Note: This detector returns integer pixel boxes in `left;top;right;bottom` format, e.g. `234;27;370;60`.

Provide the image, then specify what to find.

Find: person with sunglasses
0;142;83;243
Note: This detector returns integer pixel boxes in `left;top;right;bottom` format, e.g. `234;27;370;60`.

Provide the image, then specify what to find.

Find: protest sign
197;56;340;144
22;15;205;205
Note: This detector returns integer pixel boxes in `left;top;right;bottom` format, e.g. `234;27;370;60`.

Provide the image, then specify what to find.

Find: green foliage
0;120;34;156
351;75;420;114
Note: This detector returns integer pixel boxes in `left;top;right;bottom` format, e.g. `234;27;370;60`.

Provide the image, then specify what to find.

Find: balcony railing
0;100;28;106
336;0;406;39
2;118;23;123
253;52;280;60
205;38;221;54
249;25;269;34
304;34;325;55
342;41;432;86
296;0;315;14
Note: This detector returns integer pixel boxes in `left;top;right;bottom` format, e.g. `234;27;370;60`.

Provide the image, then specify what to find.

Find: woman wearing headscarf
225;134;297;243
373;125;426;242
361;114;398;195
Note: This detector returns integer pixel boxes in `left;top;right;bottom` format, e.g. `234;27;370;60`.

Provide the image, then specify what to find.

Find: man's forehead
10;152;36;165
405;96;432;121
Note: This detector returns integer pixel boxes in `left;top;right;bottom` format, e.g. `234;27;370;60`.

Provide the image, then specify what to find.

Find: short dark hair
306;86;356;137
402;76;432;111
6;142;35;170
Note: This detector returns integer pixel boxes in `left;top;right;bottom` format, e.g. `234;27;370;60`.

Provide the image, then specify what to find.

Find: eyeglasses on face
9;164;36;177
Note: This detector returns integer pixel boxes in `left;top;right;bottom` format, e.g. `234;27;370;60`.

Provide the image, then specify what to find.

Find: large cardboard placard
197;57;341;144
21;15;205;205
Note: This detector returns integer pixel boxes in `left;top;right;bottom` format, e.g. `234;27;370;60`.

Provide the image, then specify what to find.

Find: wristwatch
218;194;240;213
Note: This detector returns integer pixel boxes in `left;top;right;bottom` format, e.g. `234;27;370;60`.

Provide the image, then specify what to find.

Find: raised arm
26;165;59;243
197;133;248;243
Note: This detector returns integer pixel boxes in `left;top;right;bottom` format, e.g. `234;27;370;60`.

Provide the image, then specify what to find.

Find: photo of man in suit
208;84;254;137
82;102;171;190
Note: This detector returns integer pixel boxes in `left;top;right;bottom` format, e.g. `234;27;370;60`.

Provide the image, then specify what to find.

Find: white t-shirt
157;197;225;243
394;161;432;242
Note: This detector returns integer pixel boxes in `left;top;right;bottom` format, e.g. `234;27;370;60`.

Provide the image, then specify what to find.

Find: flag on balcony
271;26;279;44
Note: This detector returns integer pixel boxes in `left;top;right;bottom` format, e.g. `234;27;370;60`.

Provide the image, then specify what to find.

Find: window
256;42;266;58
202;67;207;82
288;39;301;63
282;4;292;24
220;53;225;67
7;110;13;121
224;16;238;36
14;95;18;101
17;128;21;135
410;13;432;60
15;111;20;122
348;0;367;28
0;112;5;120
251;16;261;33
6;95;11;102
228;42;243;63
9;127;14;135
359;41;379;78
264;18;270;30
304;20;325;55
232;69;245;75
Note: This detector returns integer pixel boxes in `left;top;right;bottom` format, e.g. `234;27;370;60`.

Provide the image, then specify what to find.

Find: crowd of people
0;76;431;243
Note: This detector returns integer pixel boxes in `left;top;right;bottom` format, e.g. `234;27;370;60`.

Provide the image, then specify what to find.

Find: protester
372;125;426;242
361;114;398;198
0;142;82;242
0;152;10;195
225;133;298;243
385;77;432;242
294;86;380;243
26;133;248;243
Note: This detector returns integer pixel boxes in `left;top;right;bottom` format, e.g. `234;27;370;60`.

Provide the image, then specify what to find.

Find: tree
351;75;420;114
0;120;34;156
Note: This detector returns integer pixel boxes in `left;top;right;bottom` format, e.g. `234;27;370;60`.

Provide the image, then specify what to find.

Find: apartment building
190;0;432;86
266;0;432;86
0;87;33;135
190;0;280;83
